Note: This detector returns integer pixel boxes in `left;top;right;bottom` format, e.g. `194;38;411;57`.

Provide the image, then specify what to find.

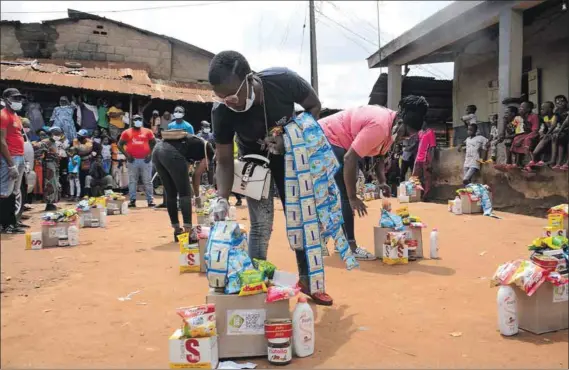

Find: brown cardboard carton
374;226;423;258
205;289;290;359
397;186;421;203
374;226;392;258
516;282;568;334
41;222;76;248
460;194;482;214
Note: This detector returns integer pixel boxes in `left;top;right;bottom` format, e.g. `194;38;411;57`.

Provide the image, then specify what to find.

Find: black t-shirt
164;136;215;163
212;67;312;155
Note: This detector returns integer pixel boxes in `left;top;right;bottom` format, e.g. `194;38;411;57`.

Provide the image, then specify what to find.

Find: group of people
0;85;215;234
455;96;569;186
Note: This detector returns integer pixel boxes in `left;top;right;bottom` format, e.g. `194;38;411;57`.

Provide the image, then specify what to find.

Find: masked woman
50;96;77;141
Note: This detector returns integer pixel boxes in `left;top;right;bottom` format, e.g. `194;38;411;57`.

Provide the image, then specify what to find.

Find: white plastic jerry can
497;285;518;336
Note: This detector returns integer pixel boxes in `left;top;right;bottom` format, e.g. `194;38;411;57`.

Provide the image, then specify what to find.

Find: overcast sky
1;0;454;109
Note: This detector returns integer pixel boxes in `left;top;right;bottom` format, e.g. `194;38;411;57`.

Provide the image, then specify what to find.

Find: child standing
458;124;488;185
68;147;81;200
411;123;437;201
101;136;112;174
461;105;478;126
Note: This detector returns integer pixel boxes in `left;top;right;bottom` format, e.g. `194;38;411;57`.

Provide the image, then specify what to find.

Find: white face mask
133;120;143;128
227;76;255;113
52;135;62;141
173;112;184;119
203;128;211;134
9;100;23;111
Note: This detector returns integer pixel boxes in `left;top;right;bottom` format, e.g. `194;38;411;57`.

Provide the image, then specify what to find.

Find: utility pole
376;0;381;73
309;0;319;95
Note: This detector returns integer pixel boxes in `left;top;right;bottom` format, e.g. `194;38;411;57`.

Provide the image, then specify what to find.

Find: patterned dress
50;105;77;141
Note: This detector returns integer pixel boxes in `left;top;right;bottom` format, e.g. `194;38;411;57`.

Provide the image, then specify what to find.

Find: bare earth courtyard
1;198;567;369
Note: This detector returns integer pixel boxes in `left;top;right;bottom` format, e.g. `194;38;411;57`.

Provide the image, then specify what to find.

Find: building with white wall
367;0;568;137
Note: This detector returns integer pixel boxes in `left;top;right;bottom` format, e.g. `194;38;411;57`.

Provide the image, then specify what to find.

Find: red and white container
265;319;292;366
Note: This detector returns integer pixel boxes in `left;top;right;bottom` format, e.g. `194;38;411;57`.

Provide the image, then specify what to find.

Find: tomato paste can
265;319;292;366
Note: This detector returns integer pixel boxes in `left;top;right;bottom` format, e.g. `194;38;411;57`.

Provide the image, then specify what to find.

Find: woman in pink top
411;123;437;200
319;96;429;260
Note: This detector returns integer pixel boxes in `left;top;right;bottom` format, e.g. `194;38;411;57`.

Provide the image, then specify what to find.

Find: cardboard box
205;289;290;359
78;207;106;228
460;194;482;214
516;282;568;334
374;226;423;259
397;185;421;203
169;329;219;369
198;238;207;273
41;222;76;248
542;226;567;238
548;214;568;232
106;199;128;215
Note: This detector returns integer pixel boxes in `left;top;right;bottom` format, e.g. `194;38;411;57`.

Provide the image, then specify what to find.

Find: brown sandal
299;282;333;306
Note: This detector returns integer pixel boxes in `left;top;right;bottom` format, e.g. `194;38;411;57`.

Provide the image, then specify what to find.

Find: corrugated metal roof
0;60;214;103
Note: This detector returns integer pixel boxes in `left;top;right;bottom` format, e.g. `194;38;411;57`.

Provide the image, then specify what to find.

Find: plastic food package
528;236;568;251
511;261;547;296
379;209;404;231
238;269;267;296
382;232;408;265
530;253;560;271
265;285;301;303
548;204;568;216
545;271;569;286
491;260;523;287
176;304;216;338
252;258;276;280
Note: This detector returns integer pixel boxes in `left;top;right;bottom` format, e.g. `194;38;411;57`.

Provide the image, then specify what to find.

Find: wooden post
129;95;133;127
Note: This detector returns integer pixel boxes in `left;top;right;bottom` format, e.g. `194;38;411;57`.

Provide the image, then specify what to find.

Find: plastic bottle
121;201;129;215
497;285;518;336
99;208;107;228
429;228;439;259
452;195;462;215
228;206;237;221
68;225;79;246
292;296;315;358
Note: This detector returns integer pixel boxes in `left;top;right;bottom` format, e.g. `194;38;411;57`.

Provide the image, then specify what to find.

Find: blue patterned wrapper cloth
283;113;359;295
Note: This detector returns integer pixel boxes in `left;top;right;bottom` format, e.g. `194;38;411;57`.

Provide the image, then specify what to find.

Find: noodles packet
176;304;216;338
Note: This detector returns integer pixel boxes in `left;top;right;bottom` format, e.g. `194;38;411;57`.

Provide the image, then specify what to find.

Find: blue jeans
0;156;25;197
127;159;153;203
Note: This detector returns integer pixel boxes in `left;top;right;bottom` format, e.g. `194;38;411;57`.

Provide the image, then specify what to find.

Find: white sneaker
353;247;377;261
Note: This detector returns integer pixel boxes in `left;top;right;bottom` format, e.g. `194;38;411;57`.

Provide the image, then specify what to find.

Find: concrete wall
452;5;569;126
430;147;569;217
171;44;211;83
0;19;212;82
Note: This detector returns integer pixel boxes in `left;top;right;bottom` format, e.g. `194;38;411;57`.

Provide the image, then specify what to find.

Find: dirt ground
1;198;567;369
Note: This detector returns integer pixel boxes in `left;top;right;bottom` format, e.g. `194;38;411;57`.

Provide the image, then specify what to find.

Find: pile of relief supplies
492;204;568;297
379;201;426;262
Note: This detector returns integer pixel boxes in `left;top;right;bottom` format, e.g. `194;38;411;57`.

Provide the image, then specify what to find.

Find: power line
315;14;373;54
325;1;451;79
1;1;233;14
315;8;377;48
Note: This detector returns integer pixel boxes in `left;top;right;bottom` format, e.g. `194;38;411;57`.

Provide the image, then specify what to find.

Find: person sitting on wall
550;95;569;171
495;106;519;170
167;106;194;134
509;101;539;171
531;101;557;167
458;123;488;185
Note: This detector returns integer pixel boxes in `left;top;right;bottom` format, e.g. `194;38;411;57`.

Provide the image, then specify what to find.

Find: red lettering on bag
185;339;200;363
187;253;196;265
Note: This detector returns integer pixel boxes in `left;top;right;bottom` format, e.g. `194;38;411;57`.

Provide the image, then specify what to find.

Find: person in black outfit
207;50;334;306
152;134;214;241
400;132;418;181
